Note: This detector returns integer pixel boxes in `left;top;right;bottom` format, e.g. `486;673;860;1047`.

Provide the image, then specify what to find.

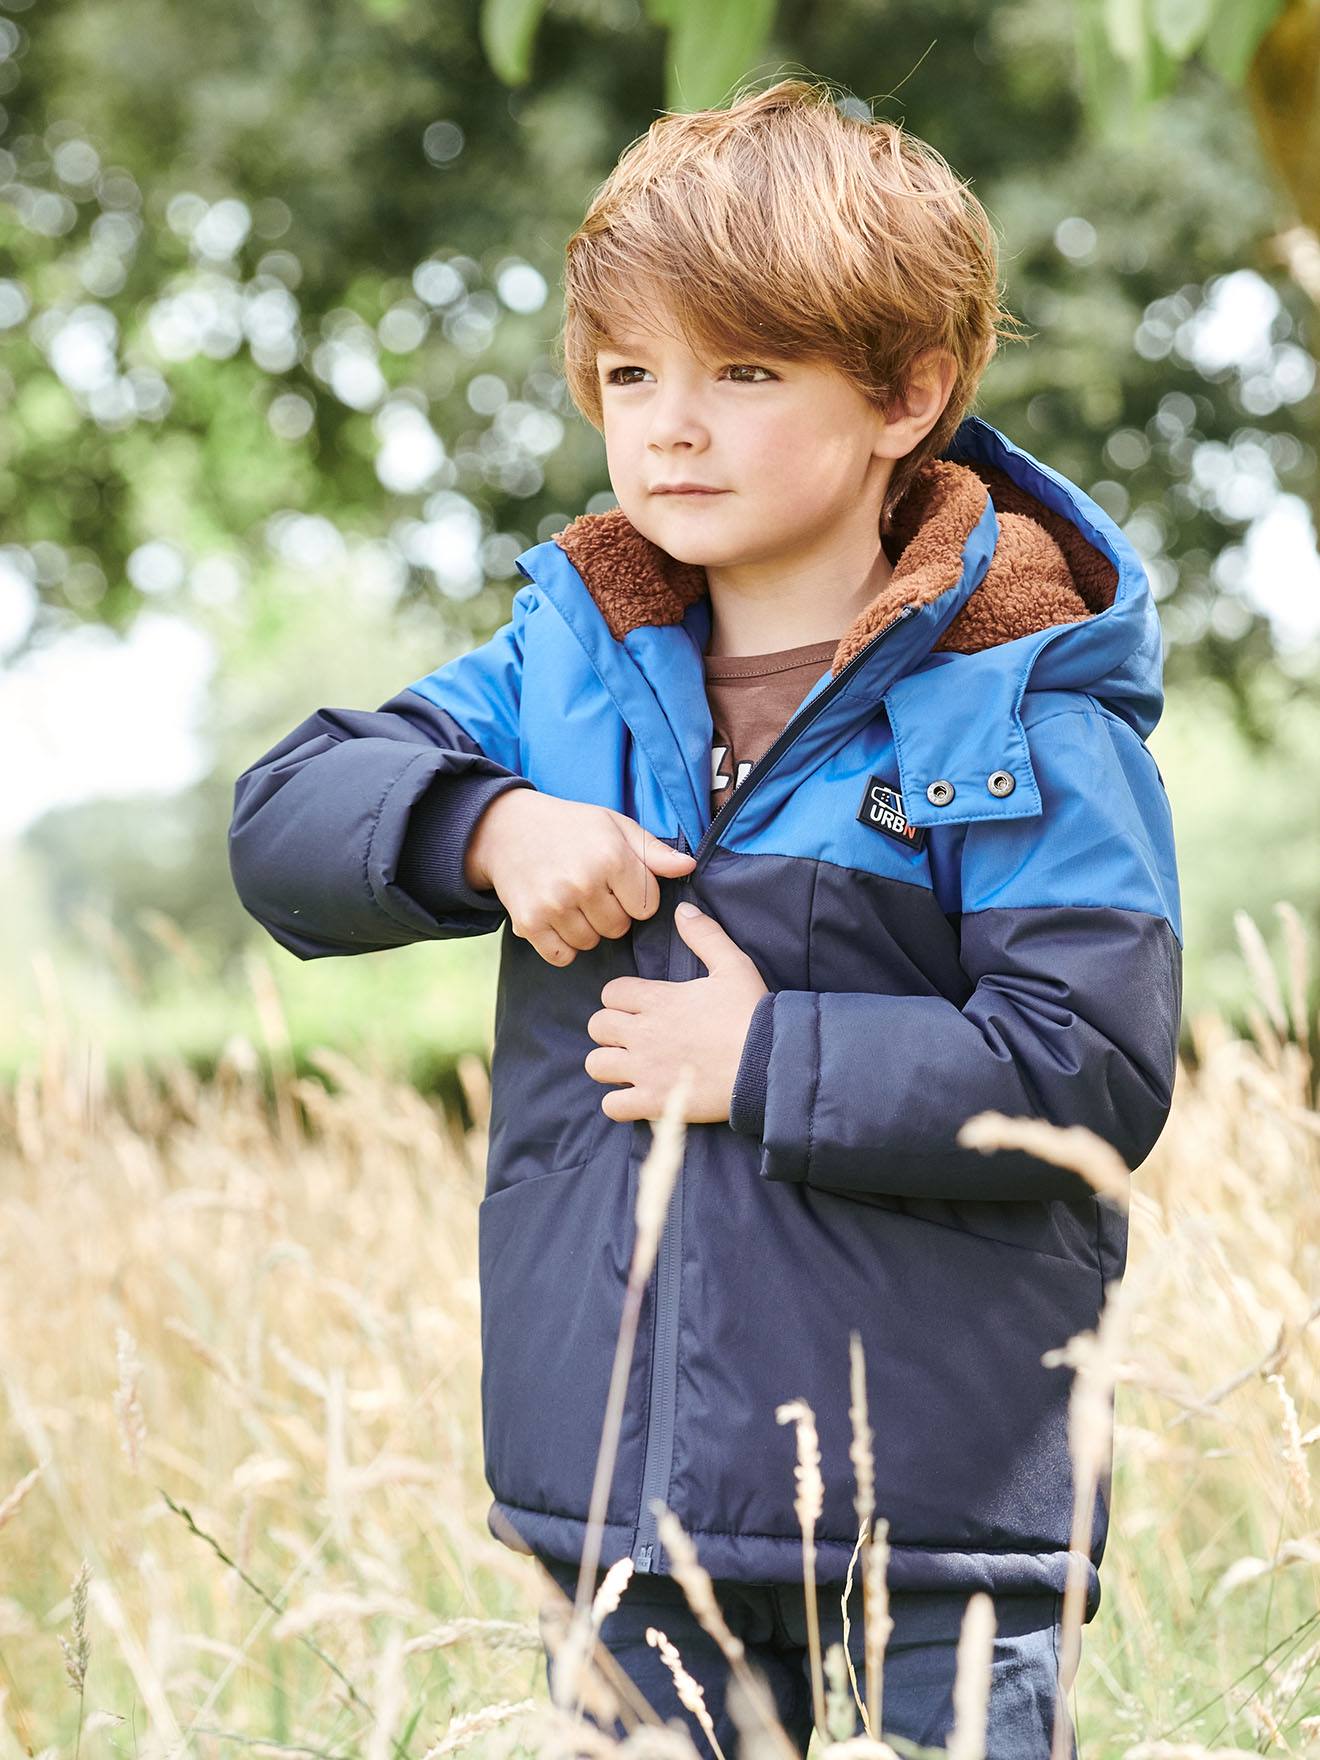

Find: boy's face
595;311;908;573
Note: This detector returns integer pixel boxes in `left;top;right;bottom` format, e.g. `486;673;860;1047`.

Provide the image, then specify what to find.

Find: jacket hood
548;415;1166;751
554;452;1118;676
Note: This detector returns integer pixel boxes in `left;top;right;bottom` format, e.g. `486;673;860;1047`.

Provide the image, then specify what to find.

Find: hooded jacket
228;414;1183;1621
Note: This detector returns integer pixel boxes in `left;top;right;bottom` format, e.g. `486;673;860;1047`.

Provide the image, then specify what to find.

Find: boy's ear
874;348;957;458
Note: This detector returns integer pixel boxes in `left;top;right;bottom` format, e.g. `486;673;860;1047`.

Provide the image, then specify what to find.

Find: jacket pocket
485;923;625;1194
476;1133;647;1527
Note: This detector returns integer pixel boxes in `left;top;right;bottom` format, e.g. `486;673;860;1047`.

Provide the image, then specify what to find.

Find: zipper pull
673;827;693;904
636;1543;654;1573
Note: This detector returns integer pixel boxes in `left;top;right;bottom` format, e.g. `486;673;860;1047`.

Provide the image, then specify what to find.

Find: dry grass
0;903;1316;1760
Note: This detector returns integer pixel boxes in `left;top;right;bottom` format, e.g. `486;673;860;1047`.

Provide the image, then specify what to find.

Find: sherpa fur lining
552;455;1118;679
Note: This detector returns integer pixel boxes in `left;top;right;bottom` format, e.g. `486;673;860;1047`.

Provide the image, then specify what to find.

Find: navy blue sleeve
728;991;775;1137
728;707;1183;1204
228;587;537;959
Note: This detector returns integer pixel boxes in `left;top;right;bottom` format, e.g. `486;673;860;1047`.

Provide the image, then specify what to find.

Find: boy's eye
602;364;777;386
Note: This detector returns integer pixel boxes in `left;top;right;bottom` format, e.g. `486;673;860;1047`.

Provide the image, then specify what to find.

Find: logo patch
856;776;926;851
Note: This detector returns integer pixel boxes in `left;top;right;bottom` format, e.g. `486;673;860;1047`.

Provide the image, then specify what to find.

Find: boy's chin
641;519;759;569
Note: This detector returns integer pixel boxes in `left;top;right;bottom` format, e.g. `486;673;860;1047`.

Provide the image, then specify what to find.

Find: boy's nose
647;397;709;447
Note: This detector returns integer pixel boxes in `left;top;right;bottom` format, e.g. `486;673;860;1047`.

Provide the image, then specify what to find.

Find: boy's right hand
463;788;697;965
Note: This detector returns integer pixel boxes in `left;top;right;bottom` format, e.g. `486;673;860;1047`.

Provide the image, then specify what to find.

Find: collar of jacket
523;415;1161;834
554;436;1118;670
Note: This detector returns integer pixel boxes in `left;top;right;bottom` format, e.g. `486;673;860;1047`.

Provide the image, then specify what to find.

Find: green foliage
1198;0;1293;80
476;0;1296;122
479;0;551;85
1070;0;1292;138
656;0;782;112
3;0;1314;704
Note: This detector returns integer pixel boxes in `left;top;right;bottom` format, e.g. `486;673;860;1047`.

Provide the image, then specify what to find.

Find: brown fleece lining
552;455;1118;679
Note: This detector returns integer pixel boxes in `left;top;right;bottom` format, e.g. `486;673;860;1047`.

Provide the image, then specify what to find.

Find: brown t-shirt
704;637;838;820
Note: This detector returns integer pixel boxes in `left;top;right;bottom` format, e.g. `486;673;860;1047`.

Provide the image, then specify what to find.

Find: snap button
987;770;1016;797
926;779;955;806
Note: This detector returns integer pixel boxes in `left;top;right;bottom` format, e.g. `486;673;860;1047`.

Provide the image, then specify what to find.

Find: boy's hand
464;790;696;965
584;904;770;1124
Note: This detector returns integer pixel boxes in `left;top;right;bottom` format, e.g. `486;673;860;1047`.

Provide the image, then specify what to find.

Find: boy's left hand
584;903;770;1124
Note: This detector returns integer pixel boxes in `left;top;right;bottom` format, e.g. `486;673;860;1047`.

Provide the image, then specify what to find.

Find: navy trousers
536;1556;1077;1759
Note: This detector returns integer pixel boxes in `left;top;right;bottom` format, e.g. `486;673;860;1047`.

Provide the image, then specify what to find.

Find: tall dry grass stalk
0;903;1316;1757
652;1506;802;1760
861;1518;893;1748
843;1327;893;1745
775;1399;827;1740
645;1622;726;1760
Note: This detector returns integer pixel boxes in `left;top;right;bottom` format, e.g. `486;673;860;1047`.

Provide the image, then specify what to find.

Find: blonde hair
559;76;1027;532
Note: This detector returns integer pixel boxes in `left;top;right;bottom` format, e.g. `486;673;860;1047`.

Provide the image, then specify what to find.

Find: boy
228;78;1182;1757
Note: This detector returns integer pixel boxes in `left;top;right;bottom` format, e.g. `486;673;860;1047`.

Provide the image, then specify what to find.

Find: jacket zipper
633;816;696;1576
688;603;919;879
629;600;918;1575
631;821;694;1575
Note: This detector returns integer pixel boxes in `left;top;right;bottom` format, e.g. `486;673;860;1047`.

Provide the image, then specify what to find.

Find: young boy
228;79;1182;1758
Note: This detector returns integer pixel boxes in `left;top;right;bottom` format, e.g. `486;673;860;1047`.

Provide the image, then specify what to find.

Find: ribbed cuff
729;991;775;1138
396;771;536;916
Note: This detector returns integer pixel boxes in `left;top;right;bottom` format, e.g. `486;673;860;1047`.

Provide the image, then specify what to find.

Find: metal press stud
987;770;1016;797
926;779;955;806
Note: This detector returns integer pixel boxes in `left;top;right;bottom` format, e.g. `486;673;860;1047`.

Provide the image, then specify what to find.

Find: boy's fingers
576;883;637;943
584;1046;631;1085
609;828;663;922
619;814;695;870
530;932;577;965
600;1084;647;1122
517;906;595;965
611;820;696;923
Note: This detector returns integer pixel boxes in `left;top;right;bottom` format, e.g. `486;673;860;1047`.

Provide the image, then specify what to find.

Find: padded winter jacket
228;414;1183;1621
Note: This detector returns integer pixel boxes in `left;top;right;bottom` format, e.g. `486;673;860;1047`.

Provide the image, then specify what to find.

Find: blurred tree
0;0;1313;709
1072;0;1320;244
482;0;1319;248
0;0;631;649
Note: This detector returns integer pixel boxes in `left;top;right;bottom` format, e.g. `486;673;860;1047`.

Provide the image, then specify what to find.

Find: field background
1;0;1318;1753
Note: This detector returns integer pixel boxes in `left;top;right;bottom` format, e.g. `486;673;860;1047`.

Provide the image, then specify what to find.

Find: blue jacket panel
228;415;1184;1618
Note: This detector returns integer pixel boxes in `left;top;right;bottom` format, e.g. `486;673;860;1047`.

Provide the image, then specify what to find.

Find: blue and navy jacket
229;414;1183;1621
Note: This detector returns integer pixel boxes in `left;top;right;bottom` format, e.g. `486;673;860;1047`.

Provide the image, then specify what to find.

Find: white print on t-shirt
711;743;755;797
